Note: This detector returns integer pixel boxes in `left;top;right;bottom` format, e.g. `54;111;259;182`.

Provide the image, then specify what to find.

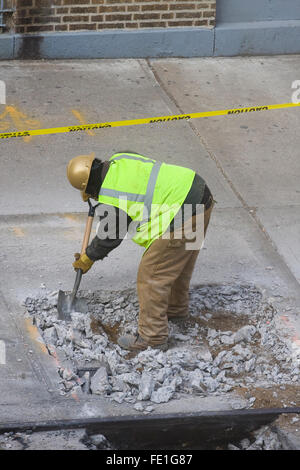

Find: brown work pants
137;200;214;345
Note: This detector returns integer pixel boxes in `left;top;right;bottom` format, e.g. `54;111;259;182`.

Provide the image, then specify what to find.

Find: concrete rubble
0;429;117;450
23;284;300;415
0;430;89;450
227;414;300;451
227;425;283;450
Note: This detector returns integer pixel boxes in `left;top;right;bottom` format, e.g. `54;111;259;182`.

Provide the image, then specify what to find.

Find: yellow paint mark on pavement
0;105;40;142
12;226;25;237
24;319;82;402
24;318;48;355
62;213;85;223
280;315;300;348
72;109;95;136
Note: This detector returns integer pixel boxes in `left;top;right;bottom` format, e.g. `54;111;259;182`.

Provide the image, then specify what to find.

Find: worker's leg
167;199;215;319
166;250;199;319
137;235;191;345
119;197;215;350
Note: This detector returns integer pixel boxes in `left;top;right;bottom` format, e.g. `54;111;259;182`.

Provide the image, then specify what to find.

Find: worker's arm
86;205;132;261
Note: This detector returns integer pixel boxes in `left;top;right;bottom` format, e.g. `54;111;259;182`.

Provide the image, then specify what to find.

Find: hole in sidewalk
23;284;300;409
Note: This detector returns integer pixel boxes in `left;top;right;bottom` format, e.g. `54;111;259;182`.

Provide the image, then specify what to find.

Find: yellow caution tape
0;102;299;140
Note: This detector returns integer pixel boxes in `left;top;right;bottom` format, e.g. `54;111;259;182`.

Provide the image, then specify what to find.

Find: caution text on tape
0;102;299;140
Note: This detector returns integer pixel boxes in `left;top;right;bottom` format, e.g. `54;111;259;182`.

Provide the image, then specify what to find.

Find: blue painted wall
1;0;300;59
216;0;300;23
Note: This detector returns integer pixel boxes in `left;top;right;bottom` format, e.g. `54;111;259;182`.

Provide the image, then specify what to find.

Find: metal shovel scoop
57;199;99;321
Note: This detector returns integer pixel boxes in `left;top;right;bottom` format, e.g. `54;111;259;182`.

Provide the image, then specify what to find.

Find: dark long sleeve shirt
86;207;132;261
86;173;211;261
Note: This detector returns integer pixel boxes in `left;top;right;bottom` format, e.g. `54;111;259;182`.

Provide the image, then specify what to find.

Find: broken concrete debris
0;430;89;451
151;385;175;404
138;372;154;401
227;425;283;450
90;366;111;395
24;284;299;411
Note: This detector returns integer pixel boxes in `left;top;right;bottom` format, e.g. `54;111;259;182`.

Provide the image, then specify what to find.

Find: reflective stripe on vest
143;161;162;220
110;154;156;164
99;188;145;203
98;153;196;249
99;154;162;222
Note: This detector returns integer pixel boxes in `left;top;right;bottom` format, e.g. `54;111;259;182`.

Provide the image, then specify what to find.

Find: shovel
57;199;99;321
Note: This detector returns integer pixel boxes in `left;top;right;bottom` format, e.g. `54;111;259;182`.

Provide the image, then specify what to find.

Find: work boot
117;334;168;352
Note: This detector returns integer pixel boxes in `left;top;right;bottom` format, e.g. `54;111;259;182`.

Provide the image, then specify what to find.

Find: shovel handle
72;200;99;298
80;199;100;255
80;215;94;255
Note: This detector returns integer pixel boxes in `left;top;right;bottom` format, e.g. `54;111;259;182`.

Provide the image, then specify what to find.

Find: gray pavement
0;56;299;424
150;56;300;281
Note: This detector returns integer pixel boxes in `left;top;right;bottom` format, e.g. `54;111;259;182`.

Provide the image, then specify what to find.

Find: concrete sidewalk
0;56;299;423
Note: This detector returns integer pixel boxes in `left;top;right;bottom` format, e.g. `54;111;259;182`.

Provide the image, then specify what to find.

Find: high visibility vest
98;153;195;250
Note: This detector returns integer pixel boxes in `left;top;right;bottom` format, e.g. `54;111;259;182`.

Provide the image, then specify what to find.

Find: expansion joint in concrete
145;59;300;293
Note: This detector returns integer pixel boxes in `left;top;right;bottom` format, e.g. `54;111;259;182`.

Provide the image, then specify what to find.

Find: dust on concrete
234;384;300;409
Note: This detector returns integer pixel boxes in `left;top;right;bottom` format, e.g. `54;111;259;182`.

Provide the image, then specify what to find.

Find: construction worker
67;152;214;352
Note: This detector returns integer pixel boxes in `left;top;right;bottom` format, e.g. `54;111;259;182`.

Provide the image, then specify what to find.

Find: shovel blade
57;289;89;321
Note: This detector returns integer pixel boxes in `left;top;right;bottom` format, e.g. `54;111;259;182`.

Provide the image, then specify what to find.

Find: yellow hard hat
67;152;95;201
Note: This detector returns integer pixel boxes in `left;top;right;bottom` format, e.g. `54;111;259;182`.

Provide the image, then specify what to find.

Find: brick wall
14;0;216;34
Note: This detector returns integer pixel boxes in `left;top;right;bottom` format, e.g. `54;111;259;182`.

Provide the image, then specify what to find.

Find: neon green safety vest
98;153;195;250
